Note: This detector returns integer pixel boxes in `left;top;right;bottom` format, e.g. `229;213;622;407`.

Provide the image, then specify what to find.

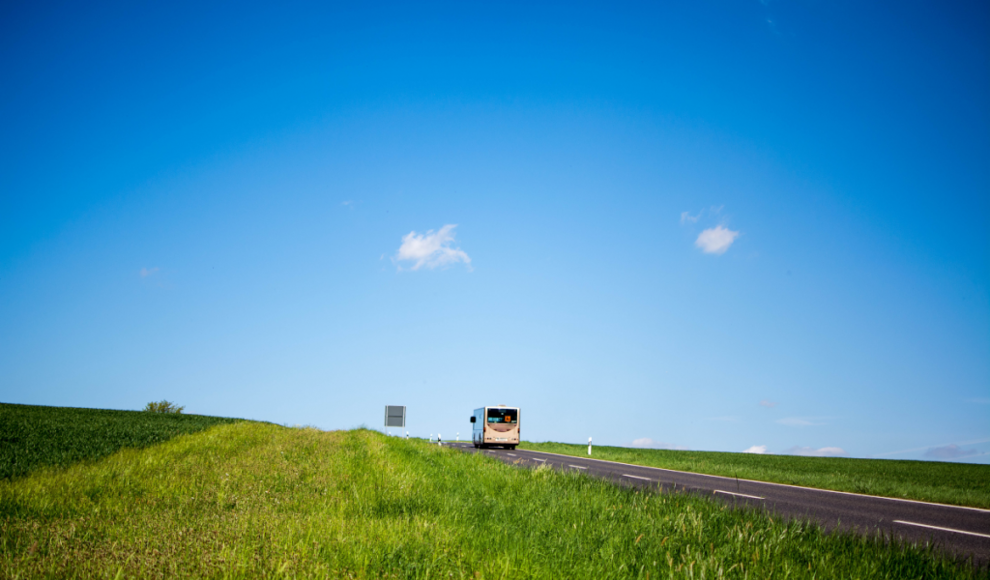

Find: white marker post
588;437;593;456
456;432;459;442
438;433;442;447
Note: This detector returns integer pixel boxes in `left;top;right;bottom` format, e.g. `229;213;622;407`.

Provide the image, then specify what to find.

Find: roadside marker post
588;437;592;456
438;434;442;447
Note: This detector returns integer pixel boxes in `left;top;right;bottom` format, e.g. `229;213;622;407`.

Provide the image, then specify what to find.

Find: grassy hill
0;402;240;480
1;413;983;578
520;441;990;509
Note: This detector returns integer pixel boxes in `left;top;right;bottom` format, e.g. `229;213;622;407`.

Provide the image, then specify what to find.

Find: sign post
385;406;406;435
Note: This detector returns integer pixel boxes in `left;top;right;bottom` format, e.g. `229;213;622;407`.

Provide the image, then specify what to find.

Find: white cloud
632;438;687;450
783;446;847;457
923;444;984;460
695;225;740;255
743;445;768;454
394;225;471;271
680;210;702;224
139;267;159;277
759;399;777;408
776;417;824;427
872;438;990;458
706;416;739;422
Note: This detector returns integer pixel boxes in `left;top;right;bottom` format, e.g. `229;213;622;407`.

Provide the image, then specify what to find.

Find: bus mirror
470;416;476;423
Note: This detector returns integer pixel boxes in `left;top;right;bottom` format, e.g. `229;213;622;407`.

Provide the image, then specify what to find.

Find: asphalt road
446;442;990;565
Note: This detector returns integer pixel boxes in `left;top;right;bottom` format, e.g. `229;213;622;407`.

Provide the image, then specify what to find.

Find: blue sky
1;1;987;462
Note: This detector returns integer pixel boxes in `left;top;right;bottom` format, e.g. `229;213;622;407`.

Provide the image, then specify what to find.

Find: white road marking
623;474;651;481
507;453;517;456
715;490;765;500
568;465;587;470
894;521;990;539
533;458;546;462
512;450;990;513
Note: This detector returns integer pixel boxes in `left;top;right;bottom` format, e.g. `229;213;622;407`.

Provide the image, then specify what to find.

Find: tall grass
1;423;982;579
520;441;990;509
0;402;240;480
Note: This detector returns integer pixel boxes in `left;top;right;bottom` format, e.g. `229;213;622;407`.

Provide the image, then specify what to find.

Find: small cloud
776;417;824;427
632;438;687;450
680;210;702;224
759;399;777;408
706;416;739;422
139;267;160;277
695;225;740;255
783;446;847;457
394;225;471;271
743;445;768;454
924;444;983;460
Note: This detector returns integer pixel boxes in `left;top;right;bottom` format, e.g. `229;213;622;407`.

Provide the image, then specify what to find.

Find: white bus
470;405;519;449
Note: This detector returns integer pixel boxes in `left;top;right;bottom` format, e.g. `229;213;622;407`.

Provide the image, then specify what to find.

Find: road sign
385;405;406;428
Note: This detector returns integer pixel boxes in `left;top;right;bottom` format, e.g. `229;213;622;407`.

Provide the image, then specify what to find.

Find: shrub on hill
143;400;185;414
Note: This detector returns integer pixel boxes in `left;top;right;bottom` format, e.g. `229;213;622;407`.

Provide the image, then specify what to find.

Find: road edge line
894;520;990;539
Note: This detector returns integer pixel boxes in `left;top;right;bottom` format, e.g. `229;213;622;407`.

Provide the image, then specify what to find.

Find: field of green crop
519;441;990;509
1;420;983;579
0;403;240;480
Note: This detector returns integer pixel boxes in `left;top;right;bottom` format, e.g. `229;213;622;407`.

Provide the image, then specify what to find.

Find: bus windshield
487;408;518;424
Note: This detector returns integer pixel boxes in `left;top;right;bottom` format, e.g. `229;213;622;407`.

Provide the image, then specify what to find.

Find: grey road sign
385;405;406;428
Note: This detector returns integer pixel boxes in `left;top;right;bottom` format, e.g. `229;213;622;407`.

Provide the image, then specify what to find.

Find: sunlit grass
519;441;990;509
1;423;983;579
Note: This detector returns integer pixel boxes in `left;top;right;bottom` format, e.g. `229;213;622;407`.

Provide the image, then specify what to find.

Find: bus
470;405;520;449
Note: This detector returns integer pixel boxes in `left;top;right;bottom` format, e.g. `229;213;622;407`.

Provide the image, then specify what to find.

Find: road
446;442;990;565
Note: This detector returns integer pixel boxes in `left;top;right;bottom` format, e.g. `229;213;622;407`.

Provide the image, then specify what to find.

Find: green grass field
519;441;990;509
0;403;241;480
1;414;984;578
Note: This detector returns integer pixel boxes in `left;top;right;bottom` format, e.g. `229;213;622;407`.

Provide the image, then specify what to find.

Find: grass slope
0;402;240;480
1;423;983;579
520;441;990;509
